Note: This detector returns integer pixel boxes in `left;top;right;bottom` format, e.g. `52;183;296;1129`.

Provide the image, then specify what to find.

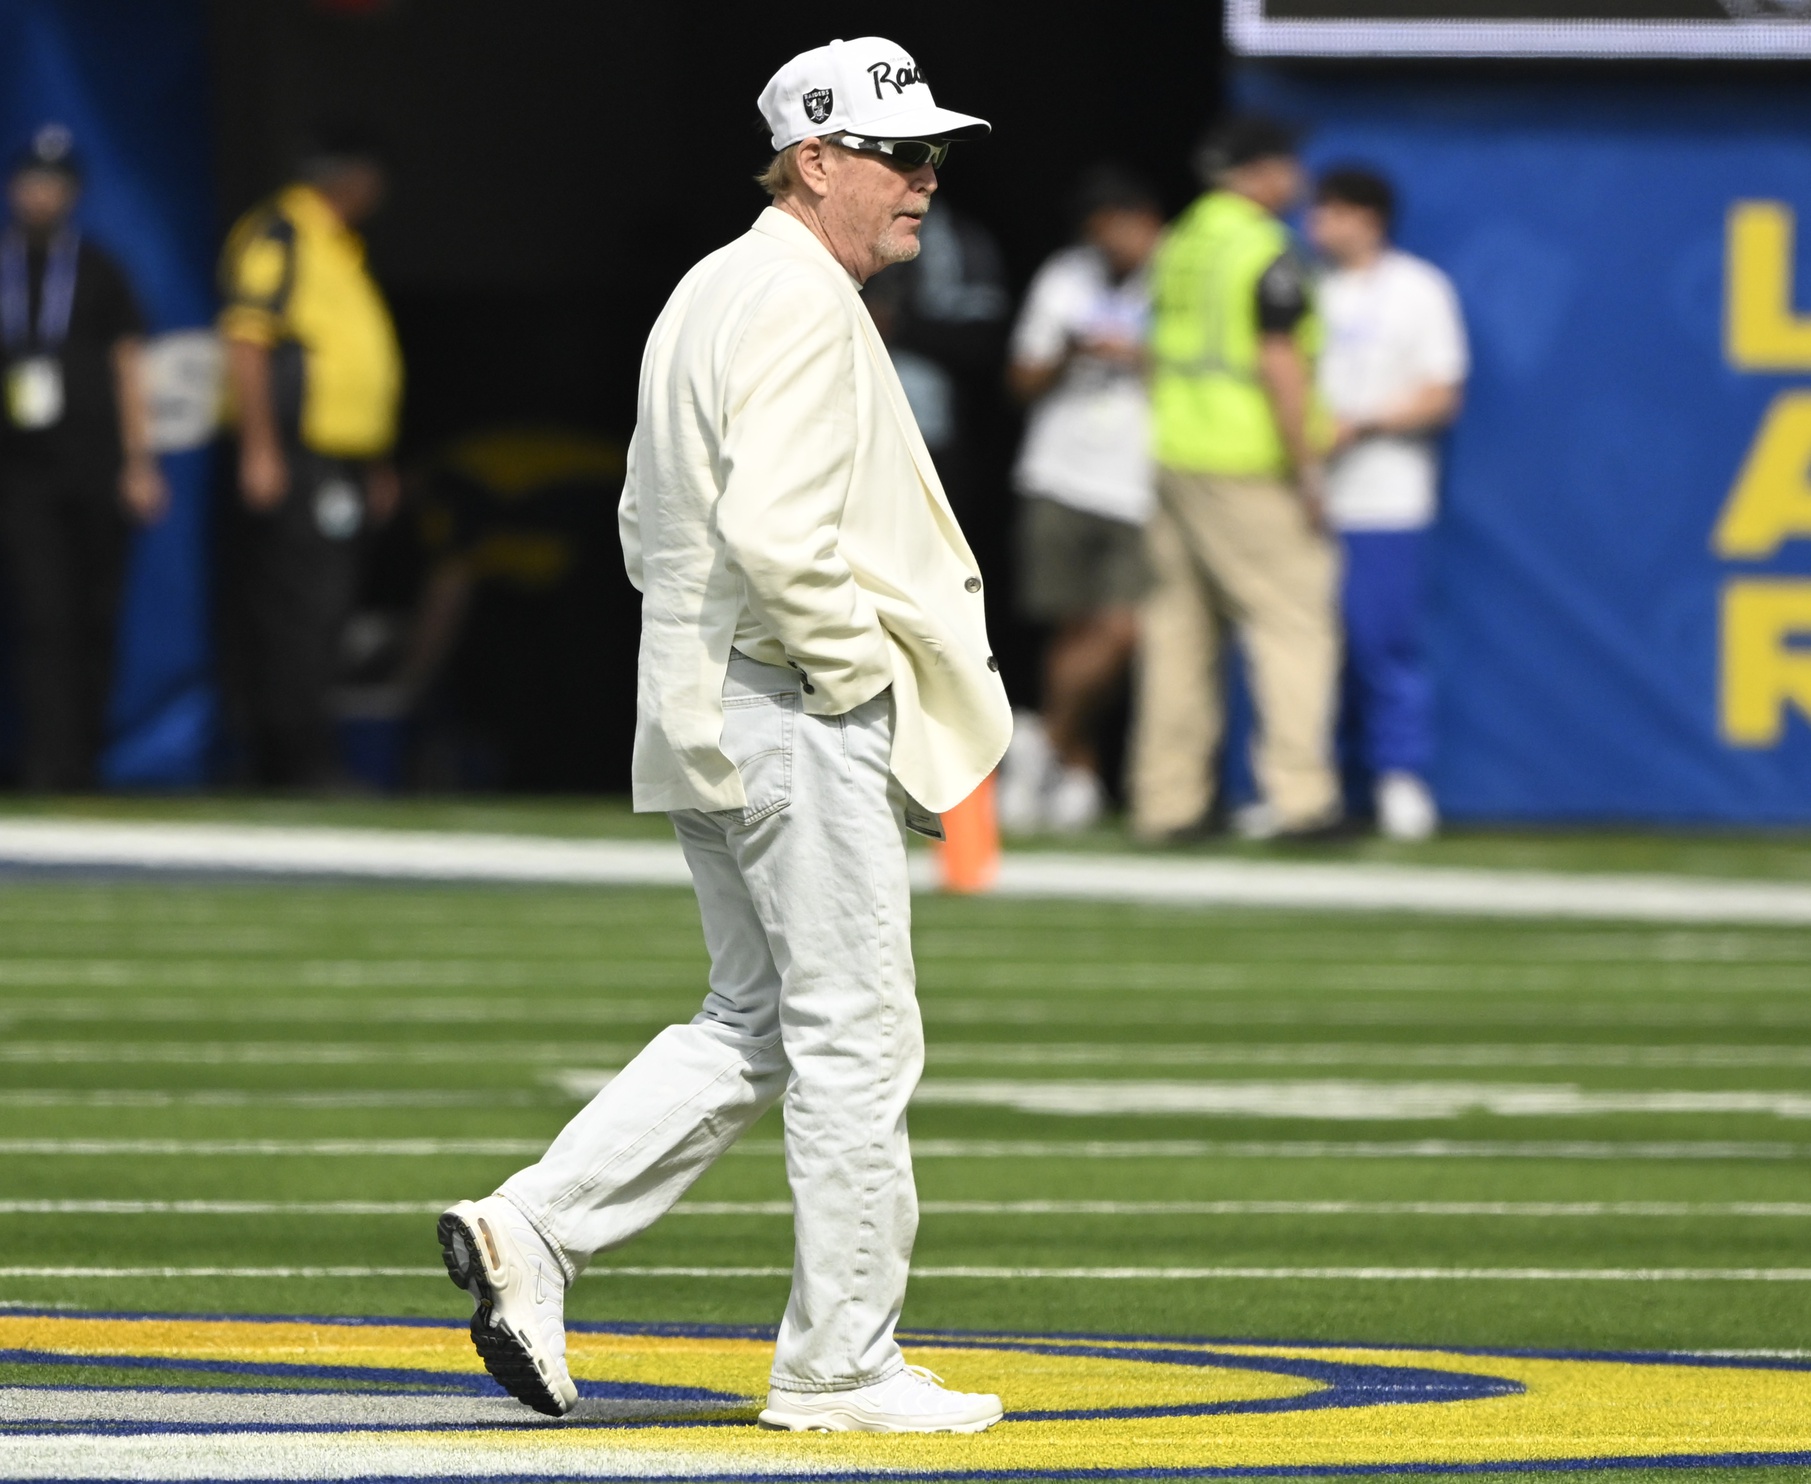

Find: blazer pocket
717;691;795;825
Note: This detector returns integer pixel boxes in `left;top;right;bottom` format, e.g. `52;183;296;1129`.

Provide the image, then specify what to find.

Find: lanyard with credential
0;228;80;353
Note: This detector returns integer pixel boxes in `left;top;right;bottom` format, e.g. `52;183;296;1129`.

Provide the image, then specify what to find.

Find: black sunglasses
829;134;950;170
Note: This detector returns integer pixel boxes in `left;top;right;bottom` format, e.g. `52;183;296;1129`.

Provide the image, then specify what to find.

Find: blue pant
1339;529;1433;779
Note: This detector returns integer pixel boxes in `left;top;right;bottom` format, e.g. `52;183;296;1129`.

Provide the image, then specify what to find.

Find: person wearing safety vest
1130;114;1343;842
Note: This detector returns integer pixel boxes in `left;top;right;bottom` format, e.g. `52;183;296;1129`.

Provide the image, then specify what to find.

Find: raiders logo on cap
802;88;833;125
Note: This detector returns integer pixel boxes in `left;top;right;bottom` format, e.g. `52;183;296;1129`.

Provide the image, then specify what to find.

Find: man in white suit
439;38;1012;1435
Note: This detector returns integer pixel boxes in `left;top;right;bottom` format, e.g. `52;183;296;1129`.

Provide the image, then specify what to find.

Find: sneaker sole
756;1406;1002;1434
437;1208;572;1418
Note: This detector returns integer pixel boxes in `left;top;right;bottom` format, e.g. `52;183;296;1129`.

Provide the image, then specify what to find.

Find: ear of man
759;137;841;201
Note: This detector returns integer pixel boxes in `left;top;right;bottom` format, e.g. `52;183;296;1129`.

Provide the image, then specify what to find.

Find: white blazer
619;207;1012;816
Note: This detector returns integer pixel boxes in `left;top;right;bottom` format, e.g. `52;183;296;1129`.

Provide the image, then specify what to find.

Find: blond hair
756;144;803;199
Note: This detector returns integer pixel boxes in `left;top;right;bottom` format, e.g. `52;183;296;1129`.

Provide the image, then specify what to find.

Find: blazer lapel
753;206;972;558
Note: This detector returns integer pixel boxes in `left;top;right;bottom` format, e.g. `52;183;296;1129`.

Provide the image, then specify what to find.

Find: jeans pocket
717;691;795;825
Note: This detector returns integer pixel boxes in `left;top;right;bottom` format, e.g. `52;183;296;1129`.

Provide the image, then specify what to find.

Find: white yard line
906;1266;1811;1281
3;1137;1802;1159
989;852;1811;923
1;1198;1805;1217
0;1090;554;1109
0;1139;549;1156
910;1078;1811;1119
5;816;1811;922
0;1042;637;1065
854;1137;1811;1159
924;1043;1811;1068
0;1266;448;1278
0;1200;455;1215
21;1042;1811;1073
0;993;689;1021
0;1435;755;1480
0;820;695;886
0;965;697;991
36;1036;1760;1069
4;1263;1809;1281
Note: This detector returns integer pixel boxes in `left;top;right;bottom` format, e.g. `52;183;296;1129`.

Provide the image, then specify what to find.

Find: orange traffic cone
935;773;1000;894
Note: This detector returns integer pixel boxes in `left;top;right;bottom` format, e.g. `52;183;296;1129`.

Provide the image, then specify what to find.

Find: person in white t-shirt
1309;167;1467;842
997;167;1163;833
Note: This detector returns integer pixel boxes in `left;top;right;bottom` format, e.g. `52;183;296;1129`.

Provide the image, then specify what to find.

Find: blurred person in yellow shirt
217;125;401;787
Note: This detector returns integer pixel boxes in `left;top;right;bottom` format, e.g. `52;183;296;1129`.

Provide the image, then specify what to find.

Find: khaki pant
1130;468;1341;837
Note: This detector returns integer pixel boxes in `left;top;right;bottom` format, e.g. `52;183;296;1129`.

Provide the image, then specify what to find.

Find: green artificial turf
2;829;1809;1477
2;872;1807;1344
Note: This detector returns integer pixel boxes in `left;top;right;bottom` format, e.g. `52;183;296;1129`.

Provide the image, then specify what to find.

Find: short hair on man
1315;166;1396;232
757;143;802;199
1193;113;1302;185
299;119;385;182
1068;164;1162;230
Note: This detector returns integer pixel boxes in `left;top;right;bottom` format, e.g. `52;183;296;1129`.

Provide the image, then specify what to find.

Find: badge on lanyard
313;476;364;541
0;228;78;432
4;355;63;430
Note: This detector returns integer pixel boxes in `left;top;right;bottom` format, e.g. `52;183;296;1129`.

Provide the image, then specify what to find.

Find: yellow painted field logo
2;1310;1809;1478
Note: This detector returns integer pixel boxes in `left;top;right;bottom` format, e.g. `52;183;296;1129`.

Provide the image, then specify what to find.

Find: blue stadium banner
1241;68;1811;823
0;0;217;786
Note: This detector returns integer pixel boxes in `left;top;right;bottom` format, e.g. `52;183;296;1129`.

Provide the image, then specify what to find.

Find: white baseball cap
758;37;990;152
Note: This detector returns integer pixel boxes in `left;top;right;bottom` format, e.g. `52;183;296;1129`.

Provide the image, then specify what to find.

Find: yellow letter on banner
1727;201;1811;370
1712;391;1811;558
1721;579;1811;746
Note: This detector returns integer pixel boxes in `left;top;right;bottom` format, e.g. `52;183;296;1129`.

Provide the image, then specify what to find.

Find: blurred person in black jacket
0;124;166;790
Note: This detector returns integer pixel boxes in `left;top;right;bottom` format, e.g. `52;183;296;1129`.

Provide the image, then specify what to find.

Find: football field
3;806;1811;1482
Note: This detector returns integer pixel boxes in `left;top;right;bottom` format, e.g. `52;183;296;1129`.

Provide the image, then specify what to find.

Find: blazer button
965;577;982;593
986;655;999;672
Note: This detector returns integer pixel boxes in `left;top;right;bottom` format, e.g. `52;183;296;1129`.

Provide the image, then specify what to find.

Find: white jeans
499;653;924;1393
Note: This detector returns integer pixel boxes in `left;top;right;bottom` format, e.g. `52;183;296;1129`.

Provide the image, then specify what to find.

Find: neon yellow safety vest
1149;190;1320;476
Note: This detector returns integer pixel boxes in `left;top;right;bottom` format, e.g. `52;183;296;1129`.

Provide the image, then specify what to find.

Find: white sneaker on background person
1232;799;1281;841
758;1363;1004;1433
1376;771;1439;841
1045;765;1104;833
438;1195;578;1416
997;710;1054;834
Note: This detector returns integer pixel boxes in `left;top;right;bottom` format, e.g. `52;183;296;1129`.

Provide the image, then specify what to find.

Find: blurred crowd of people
0;111;1465;836
993;115;1468;843
0;123;624;795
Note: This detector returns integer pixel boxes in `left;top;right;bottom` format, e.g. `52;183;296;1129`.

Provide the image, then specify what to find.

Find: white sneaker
1376;771;1439;841
1045;765;1104;833
438;1196;577;1416
1232;800;1281;840
996;711;1054;835
758;1363;1003;1433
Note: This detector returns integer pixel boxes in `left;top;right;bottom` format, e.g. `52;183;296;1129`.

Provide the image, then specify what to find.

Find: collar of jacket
752;205;864;289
